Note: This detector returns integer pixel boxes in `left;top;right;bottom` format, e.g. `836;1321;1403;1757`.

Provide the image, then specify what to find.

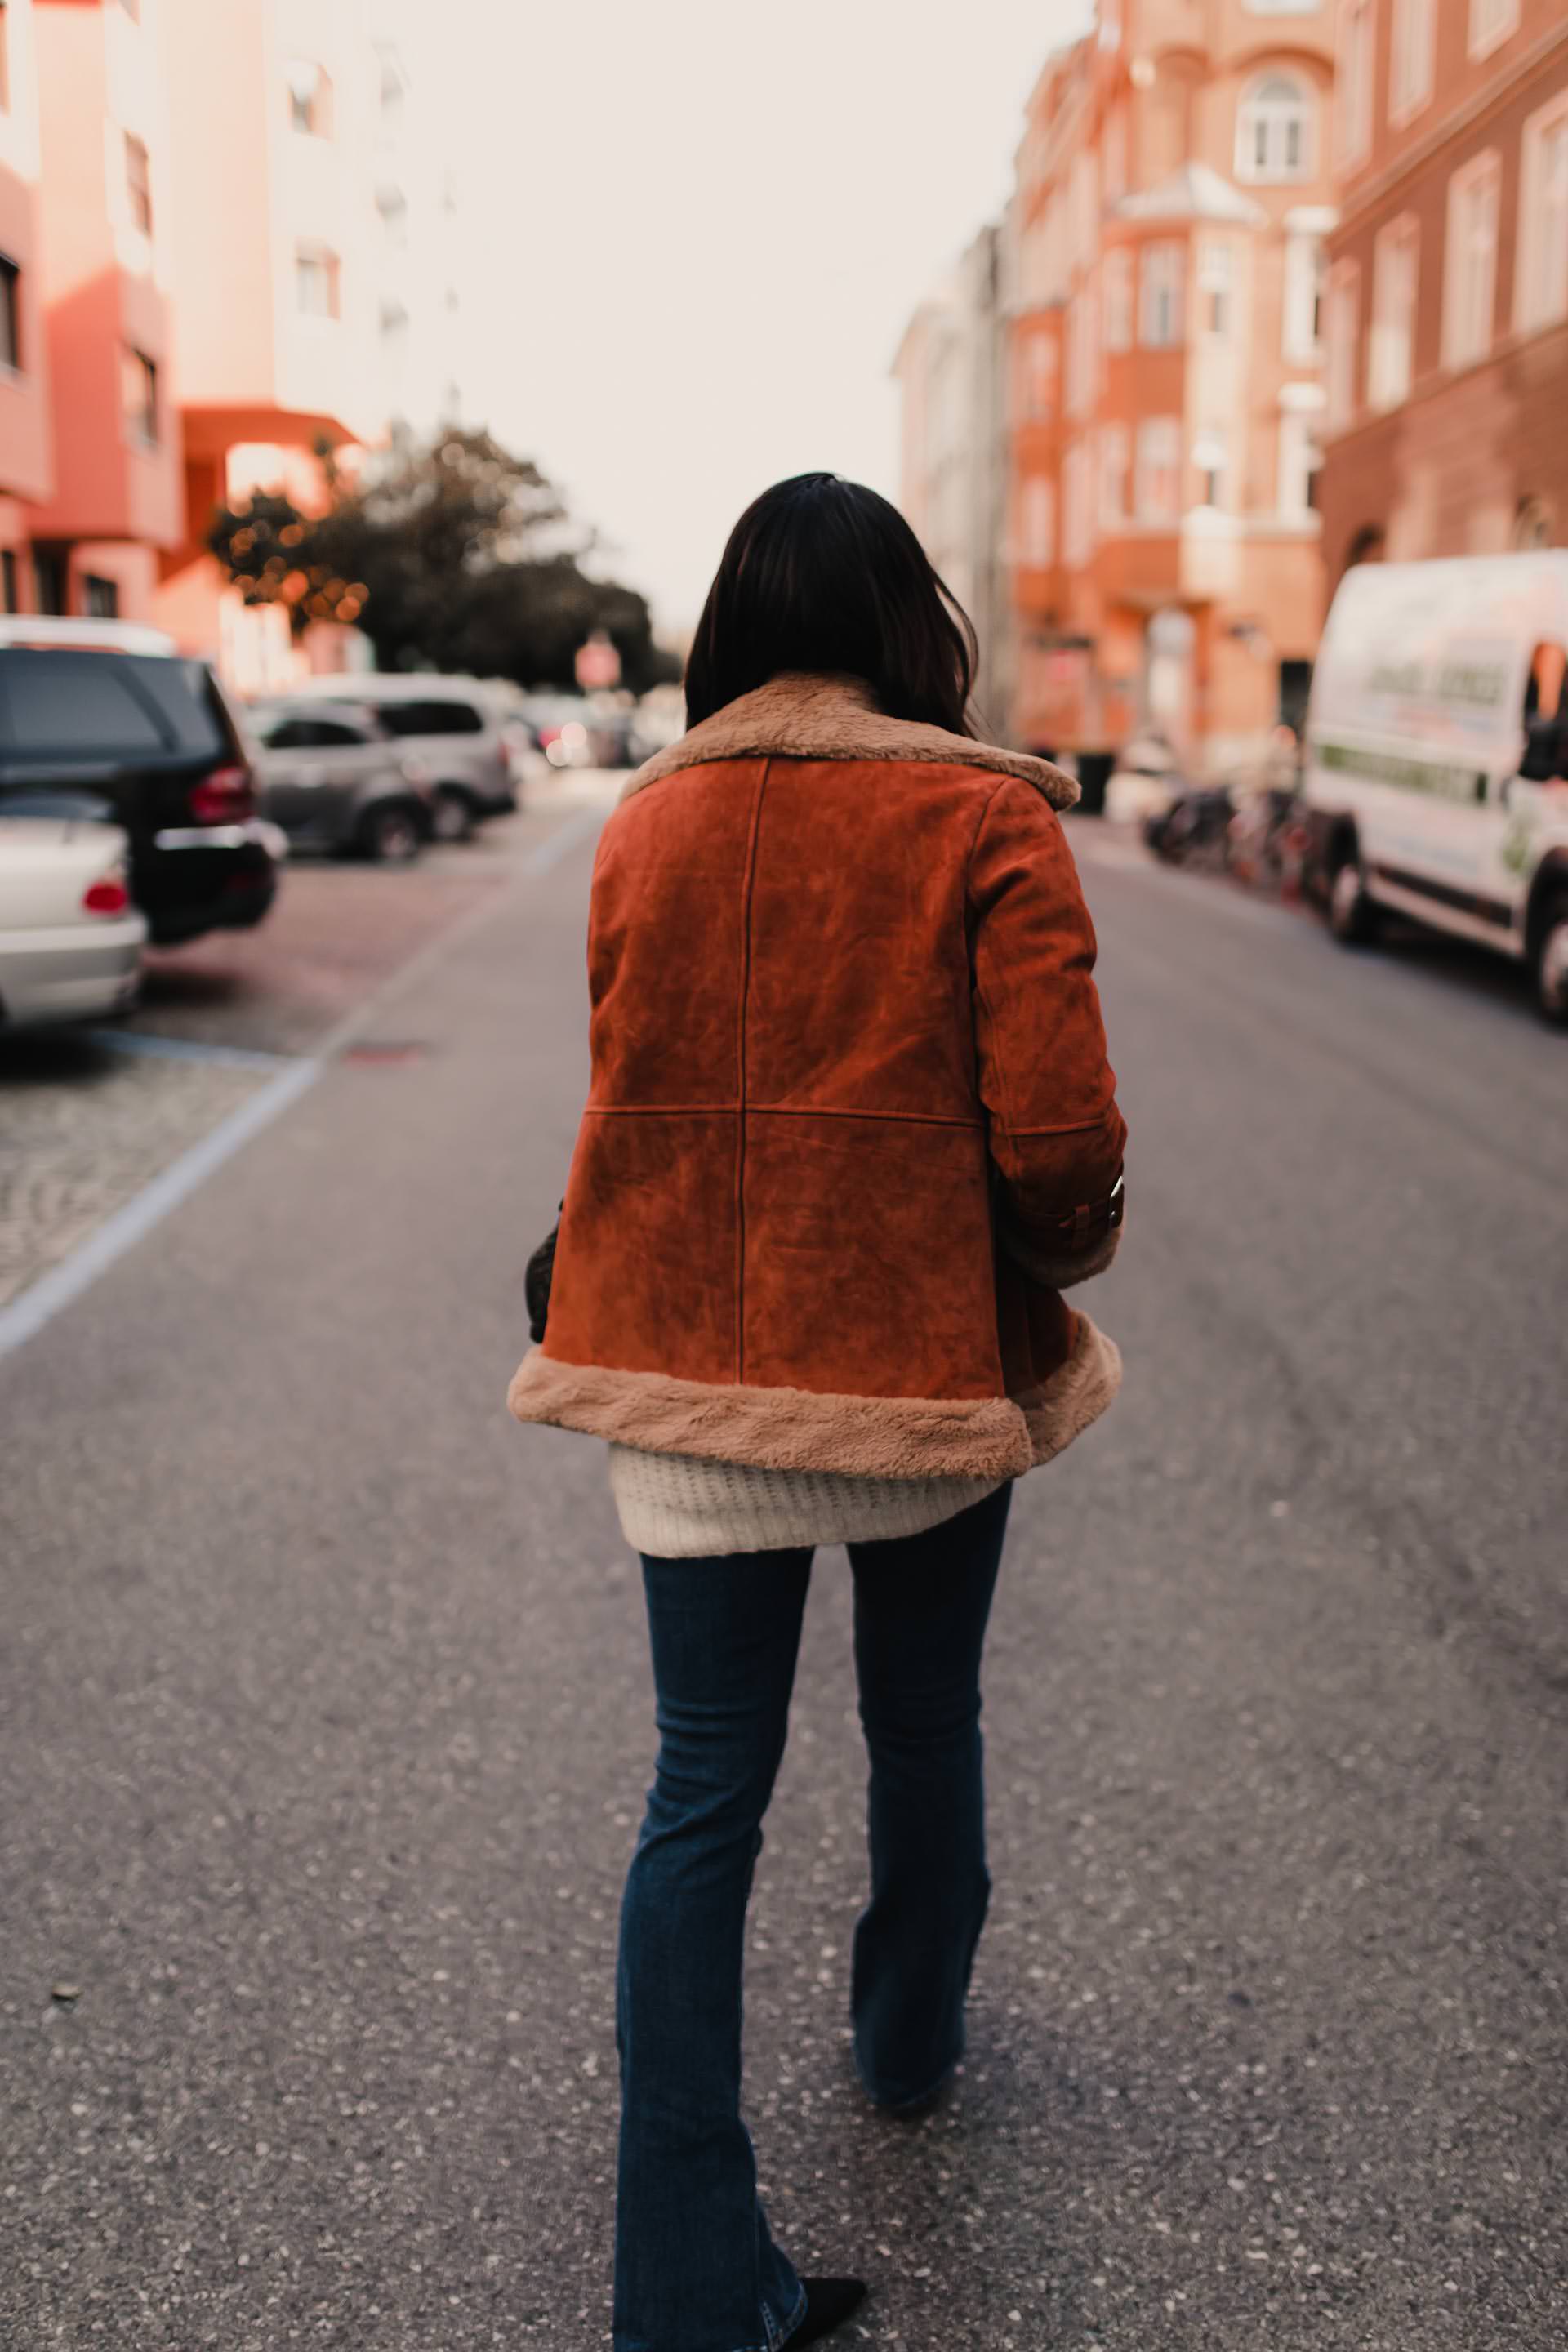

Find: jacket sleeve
968;779;1127;1288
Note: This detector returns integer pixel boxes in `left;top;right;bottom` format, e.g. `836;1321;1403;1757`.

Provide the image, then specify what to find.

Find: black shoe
784;2275;868;2346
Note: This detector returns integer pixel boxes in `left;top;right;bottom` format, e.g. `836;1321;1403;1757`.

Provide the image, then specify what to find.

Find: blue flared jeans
612;1483;1011;2352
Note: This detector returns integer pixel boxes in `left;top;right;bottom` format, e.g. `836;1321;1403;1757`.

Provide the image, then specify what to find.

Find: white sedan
0;810;146;1028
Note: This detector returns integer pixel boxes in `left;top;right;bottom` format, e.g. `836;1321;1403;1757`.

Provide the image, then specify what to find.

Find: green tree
207;430;679;693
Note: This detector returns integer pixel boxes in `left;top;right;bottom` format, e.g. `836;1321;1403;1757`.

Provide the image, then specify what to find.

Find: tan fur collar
621;673;1080;810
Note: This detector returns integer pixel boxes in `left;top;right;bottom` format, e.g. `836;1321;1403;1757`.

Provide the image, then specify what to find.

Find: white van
1303;553;1568;1020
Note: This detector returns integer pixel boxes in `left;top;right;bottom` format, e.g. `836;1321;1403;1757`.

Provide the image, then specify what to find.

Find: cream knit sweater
608;1444;1003;1558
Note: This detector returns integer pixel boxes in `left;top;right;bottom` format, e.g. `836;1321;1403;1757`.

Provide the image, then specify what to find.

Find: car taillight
82;874;130;917
189;764;254;824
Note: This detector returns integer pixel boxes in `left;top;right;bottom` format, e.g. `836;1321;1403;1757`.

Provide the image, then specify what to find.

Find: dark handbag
525;1211;561;1344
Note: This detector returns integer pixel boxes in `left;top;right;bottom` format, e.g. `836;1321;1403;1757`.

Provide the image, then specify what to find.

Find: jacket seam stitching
965;778;1021;1139
581;1103;984;1129
993;1113;1120;1139
734;759;769;1383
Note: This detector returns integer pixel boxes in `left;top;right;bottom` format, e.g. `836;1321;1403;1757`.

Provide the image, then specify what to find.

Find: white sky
406;0;1085;635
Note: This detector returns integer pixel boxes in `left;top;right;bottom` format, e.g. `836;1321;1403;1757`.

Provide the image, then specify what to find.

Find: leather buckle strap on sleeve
1059;1170;1125;1249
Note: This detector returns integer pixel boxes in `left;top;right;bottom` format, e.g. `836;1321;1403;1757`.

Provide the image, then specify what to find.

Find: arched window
1236;74;1313;183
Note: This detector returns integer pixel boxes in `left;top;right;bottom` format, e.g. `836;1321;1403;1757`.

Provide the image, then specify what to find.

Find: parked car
281;674;532;838
0;618;279;947
249;700;435;862
0;800;146;1027
1303;551;1568;1020
521;694;633;769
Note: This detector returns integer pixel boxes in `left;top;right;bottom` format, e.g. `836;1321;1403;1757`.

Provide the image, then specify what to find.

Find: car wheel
431;787;476;843
1328;849;1379;945
362;804;423;864
1534;893;1568;1024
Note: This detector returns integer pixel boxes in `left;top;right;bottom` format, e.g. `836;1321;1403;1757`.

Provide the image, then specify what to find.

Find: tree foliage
207;431;679;693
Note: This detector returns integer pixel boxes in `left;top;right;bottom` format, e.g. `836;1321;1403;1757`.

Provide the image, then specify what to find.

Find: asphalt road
2;805;1565;2352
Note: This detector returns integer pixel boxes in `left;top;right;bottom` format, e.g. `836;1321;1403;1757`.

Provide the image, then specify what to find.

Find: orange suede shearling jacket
508;671;1128;1486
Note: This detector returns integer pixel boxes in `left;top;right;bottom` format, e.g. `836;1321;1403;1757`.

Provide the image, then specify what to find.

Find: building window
1063;439;1095;567
295;244;341;319
1517;94;1568;336
0;251;18;371
1514;496;1556;550
1468;0;1519;60
1;548;16;613
1071;151;1098;275
1019;329;1056;421
1066;282;1098;417
125;134;153;238
1100;423;1129;525
1283;229;1327;360
1443;151;1500;371
381;297;409;366
376;185;408;247
1020;474;1055;567
1245;0;1324;11
1193;429;1229;508
1279;412;1324;515
82;575;120;620
1140;242;1185;346
1370;217;1419;410
1326;259;1361;427
1236;74;1314;182
287;59;332;137
122;346;158;443
1102;104;1128;202
1199;239;1234;335
1103;249;1134;350
1135;418;1182;525
1389;0;1435;126
34;549;67;615
1338;0;1374;168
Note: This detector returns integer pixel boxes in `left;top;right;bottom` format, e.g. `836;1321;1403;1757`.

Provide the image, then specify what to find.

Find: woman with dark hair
510;473;1126;2349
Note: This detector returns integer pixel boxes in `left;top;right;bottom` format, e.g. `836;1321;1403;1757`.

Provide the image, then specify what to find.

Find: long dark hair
684;474;978;735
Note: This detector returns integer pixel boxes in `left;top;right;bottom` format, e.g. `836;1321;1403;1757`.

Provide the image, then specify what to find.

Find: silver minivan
283;674;537;840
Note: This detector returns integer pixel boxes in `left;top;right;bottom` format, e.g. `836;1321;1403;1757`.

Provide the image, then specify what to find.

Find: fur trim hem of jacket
508;1309;1122;1483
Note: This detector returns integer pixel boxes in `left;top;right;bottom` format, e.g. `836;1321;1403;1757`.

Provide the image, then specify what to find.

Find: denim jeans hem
615;2278;809;2352
770;2280;811;2350
855;2050;956;2114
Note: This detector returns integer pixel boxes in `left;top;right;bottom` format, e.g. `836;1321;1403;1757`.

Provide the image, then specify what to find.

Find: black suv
0;621;279;946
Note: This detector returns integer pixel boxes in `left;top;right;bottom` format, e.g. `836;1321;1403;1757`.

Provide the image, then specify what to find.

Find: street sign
575;632;621;690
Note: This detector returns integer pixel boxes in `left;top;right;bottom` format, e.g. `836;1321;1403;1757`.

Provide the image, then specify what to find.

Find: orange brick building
1317;0;1568;586
1007;0;1336;788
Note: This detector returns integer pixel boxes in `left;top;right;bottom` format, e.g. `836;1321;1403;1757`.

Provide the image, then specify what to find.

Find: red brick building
1319;0;1568;584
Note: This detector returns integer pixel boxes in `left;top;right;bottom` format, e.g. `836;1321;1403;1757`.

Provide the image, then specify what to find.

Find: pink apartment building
1008;0;1336;786
154;0;409;689
1;0;56;612
23;0;181;623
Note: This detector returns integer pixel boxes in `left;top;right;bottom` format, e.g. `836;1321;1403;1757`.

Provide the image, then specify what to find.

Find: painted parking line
87;1028;298;1071
0;800;607;1364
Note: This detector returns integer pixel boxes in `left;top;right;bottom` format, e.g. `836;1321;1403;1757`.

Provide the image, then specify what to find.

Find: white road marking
0;1057;321;1357
0;800;607;1362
